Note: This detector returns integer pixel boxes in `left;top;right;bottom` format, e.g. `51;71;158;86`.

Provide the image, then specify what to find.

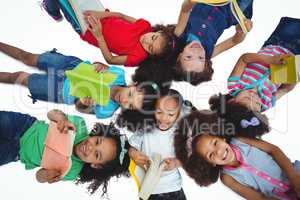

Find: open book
129;154;165;200
65;0;105;33
65;62;117;105
270;55;300;84
41;122;76;178
191;0;248;33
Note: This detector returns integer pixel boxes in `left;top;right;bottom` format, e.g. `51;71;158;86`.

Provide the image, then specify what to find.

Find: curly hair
133;57;175;91
76;123;130;197
173;58;214;86
151;24;177;58
209;93;270;137
174;110;223;186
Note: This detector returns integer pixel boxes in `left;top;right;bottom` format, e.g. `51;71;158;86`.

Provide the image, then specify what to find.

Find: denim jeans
0;111;36;165
27;48;82;103
263;17;300;54
146;189;187;200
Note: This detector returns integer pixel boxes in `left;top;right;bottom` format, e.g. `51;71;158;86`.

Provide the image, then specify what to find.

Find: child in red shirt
42;0;176;66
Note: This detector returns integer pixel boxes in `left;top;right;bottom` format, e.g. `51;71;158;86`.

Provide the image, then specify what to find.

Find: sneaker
39;0;63;22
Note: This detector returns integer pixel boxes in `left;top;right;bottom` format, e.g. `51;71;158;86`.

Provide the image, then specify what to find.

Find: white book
138;154;165;200
68;0;105;33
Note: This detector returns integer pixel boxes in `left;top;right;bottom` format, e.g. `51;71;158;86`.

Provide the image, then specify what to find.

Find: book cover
65;62;117;106
41;122;75;178
270;55;300;84
67;0;105;33
129;154;165;200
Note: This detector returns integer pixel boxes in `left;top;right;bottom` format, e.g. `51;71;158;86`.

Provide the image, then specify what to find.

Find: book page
68;0;104;32
296;55;300;81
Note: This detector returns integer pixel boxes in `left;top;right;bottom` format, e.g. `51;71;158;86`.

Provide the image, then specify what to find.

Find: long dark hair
174;110;223;186
76;123;130;197
151;24;177;58
209;93;270;137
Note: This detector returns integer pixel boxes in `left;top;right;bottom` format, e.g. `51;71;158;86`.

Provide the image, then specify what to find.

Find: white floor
0;0;300;199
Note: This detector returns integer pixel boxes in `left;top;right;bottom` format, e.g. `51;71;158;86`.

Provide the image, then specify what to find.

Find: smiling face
231;88;262;112
115;86;145;110
195;135;236;166
140;31;166;55
179;41;206;73
155;96;181;131
74;136;117;168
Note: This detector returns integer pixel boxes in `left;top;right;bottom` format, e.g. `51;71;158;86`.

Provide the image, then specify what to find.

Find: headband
186;129;194;157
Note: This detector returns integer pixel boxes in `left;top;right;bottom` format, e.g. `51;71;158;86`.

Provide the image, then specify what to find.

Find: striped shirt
227;45;291;111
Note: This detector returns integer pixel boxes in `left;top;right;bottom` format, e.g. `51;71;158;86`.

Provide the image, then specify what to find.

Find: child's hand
233;20;252;44
57;119;76;134
268;54;292;65
244;19;253;32
93;62;109;73
36;168;61;183
84;10;111;19
163;158;181;171
128;147;150;170
80;97;95;106
86;15;103;40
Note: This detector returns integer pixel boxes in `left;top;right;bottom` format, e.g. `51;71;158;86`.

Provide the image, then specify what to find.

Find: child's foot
39;0;63;22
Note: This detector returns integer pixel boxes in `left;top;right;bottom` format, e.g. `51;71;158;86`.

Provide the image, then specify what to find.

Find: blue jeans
263;17;300;54
147;189;186;200
0;111;36;165
27;49;82;103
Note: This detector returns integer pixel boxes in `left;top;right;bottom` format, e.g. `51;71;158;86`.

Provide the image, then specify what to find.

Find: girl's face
155;96;181;131
140;32;165;55
74;136;117;168
195;135;236;166
115;86;144;110
231;88;262;112
179;41;206;73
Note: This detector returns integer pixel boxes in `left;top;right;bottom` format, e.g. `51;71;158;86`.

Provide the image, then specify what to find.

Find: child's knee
19;51;38;66
13;71;30;86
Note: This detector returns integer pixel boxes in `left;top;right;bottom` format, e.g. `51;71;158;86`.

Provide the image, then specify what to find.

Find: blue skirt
263;17;300;54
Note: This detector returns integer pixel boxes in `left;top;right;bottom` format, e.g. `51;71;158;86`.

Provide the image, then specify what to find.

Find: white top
129;103;192;194
129;126;182;194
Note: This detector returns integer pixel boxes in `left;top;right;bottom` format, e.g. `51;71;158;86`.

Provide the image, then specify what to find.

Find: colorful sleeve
135;19;152;32
94;103;119;119
124;19;151;67
227;76;240;91
108;66;126;86
62;160;84;181
67;115;89;138
129;133;143;151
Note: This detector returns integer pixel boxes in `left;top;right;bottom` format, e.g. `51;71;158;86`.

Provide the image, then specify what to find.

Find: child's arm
84;10;137;23
212;20;252;58
36;168;61;183
238;137;300;197
128;147;150;169
174;0;195;37
274;84;296;101
47;109;76;133
229;53;288;78
221;174;278;200
86;16;127;65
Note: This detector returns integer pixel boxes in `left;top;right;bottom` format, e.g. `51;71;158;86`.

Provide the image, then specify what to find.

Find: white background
0;0;300;199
